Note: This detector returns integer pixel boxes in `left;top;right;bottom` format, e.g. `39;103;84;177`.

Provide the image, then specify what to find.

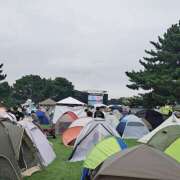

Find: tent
69;118;120;162
62;126;83;146
136;109;164;130
165;138;180;163
18;119;56;166
84;137;127;170
62;117;93;146
81;137;127;180
52;105;86;124
147;125;180;151
56;97;85;106
139;114;180;143
116;114;149;139
55;111;78;134
0;119;22;180
94;145;180;180
69;117;93;128
0;119;41;179
39;98;56;106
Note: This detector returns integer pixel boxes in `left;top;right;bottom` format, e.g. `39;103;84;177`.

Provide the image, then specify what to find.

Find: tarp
139;114;180;143
94;145;180;180
19;119;56;166
69;118;120;162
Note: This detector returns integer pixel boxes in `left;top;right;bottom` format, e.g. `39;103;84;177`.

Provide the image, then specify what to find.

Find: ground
25;138;138;180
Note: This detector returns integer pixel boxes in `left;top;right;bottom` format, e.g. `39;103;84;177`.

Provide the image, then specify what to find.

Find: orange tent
62;126;83;146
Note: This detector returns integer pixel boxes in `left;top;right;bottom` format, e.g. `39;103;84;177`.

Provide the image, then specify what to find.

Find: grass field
25;138;138;180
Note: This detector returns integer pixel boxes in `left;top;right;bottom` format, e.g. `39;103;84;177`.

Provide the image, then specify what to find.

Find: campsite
0;1;180;180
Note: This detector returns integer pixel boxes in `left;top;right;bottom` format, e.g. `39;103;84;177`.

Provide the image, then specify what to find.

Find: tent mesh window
127;122;144;126
0;157;19;180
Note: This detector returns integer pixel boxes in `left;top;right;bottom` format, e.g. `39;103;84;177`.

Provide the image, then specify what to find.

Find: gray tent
94;145;180;180
0;119;42;180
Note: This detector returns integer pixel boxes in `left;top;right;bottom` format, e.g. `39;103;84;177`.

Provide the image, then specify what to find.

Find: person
31;111;39;123
86;111;93;117
94;107;105;119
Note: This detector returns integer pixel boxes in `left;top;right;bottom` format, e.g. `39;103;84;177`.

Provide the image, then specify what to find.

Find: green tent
0;120;22;180
147;125;180;151
84;137;127;170
0;119;42;180
165;138;180;163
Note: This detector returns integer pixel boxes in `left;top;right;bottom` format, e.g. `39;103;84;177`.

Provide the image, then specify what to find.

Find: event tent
116;114;149;139
94;145;180;180
39;98;56;106
69;118;120;162
56;97;85;106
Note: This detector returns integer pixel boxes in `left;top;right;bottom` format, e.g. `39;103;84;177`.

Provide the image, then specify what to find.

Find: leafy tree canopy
126;21;180;107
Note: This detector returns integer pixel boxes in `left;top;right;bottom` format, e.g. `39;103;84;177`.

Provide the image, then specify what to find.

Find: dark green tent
0;119;42;180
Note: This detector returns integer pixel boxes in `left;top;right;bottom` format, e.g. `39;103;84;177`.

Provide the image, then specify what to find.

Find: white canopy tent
56;97;85;106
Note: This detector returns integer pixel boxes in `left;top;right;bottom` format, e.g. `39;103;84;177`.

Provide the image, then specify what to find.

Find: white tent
52;106;86;124
69;117;93;128
139;114;180;143
69;118;120;162
56;97;85;106
18;118;56;166
118;114;149;139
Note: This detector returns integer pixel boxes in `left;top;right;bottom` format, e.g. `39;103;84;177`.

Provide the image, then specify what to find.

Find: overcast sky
0;0;179;98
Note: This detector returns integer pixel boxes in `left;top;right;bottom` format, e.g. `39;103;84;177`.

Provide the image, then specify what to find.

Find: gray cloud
0;0;180;98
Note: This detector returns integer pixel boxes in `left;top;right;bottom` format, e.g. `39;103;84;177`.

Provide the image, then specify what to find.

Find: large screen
88;95;103;105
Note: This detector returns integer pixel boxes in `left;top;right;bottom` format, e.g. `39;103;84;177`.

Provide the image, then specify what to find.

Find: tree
12;75;75;103
12;75;47;103
0;63;6;81
126;21;180;107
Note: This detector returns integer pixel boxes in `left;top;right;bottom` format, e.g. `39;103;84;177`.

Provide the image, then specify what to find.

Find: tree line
0;71;88;107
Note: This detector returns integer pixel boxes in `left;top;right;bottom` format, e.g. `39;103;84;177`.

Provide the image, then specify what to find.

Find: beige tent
39;98;56;106
94;145;180;180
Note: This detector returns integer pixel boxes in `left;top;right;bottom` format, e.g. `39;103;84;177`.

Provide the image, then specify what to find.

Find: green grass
25;138;138;180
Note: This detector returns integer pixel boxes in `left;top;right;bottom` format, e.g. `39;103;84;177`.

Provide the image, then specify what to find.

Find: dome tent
94;145;180;180
18;118;56;166
69;118;120;162
139;114;180;143
0;119;42;179
116;114;149;139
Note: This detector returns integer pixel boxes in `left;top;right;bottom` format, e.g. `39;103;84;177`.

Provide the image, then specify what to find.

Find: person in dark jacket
94;107;105;119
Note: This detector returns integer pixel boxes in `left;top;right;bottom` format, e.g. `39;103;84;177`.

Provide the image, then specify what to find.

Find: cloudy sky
0;0;179;98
